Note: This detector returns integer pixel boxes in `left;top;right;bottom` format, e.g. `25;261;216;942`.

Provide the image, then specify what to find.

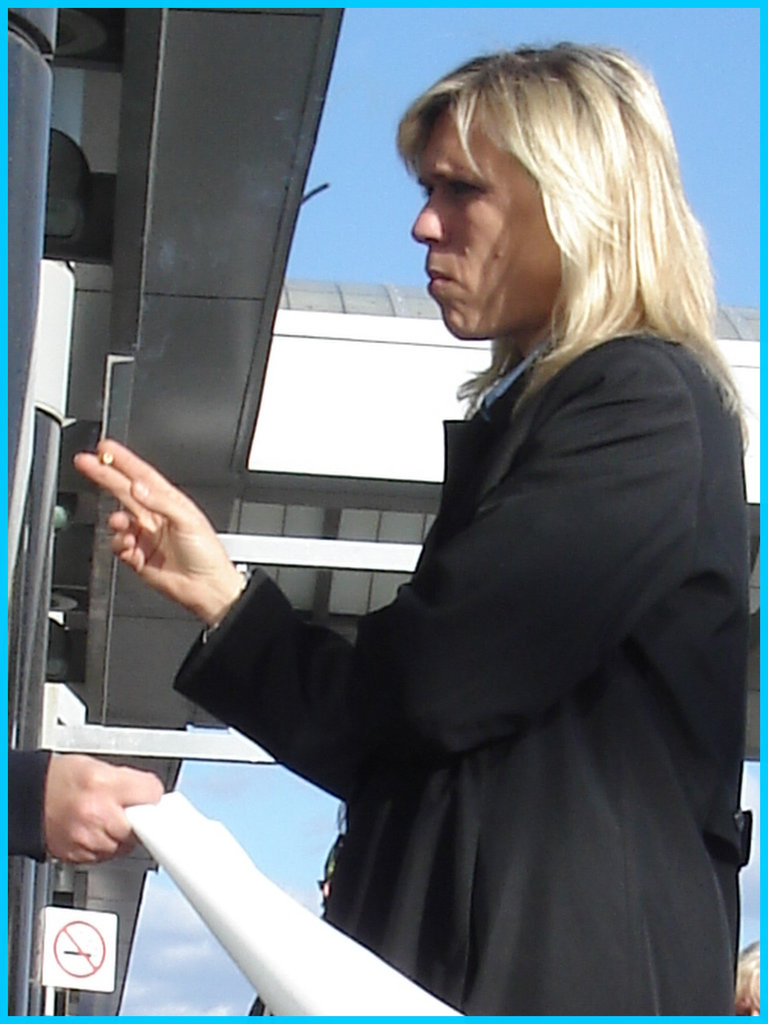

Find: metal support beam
41;683;273;763
219;532;421;572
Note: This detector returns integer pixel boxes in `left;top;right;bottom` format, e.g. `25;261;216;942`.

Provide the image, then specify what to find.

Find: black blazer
176;335;750;1014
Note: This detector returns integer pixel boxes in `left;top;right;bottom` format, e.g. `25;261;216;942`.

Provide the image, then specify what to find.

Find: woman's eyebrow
418;167;482;187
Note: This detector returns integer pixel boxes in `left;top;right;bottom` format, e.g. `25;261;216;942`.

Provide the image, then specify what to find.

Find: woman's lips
427;271;452;297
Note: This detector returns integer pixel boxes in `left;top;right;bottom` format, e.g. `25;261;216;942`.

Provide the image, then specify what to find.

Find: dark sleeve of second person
174;339;739;798
8;749;50;860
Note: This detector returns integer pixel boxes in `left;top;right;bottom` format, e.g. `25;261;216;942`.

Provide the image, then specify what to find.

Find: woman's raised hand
74;440;245;626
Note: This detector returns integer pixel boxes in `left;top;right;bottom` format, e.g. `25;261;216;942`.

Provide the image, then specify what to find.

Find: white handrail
219;533;421;572
126;793;461;1017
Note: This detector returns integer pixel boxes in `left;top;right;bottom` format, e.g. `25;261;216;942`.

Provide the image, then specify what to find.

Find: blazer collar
433;366;544;547
473;379;545;502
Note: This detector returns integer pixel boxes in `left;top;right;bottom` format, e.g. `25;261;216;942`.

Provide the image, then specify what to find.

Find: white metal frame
41;683;273;763
219;532;421;571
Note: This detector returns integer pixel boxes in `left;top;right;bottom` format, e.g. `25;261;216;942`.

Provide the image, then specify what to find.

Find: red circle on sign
53;920;106;978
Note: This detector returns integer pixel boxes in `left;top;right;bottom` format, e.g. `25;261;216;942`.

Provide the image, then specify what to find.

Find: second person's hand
74;439;245;626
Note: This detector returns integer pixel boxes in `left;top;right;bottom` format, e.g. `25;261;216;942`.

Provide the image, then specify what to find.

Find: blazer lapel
474;385;545;505
441;417;491;512
416;369;551;570
419;376;550;569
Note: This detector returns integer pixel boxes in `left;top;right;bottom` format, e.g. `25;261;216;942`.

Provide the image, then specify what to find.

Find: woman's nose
412;203;443;245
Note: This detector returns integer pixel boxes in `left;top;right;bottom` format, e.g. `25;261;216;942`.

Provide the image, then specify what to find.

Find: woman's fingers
74;451;156;532
75;440;208;533
74;451;132;499
108;509;134;533
73;439;236;618
110;530;134;555
74;442;161;511
118;545;147;573
94;439;169;491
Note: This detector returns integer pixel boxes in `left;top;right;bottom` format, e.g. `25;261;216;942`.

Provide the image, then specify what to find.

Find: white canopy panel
250;306;760;502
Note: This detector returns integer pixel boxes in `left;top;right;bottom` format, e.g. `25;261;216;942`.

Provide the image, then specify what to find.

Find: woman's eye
447;180;481;198
419;180;480;200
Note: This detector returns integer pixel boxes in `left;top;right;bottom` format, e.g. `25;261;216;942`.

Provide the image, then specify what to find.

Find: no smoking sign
41;907;118;992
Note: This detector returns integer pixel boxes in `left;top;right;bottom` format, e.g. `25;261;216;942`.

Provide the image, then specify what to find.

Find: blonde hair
735;941;760;1015
398;44;742;421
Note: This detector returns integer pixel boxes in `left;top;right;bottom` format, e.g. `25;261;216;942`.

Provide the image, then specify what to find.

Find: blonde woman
77;44;751;1014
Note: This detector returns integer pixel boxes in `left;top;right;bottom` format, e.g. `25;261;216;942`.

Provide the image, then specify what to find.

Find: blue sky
120;8;760;1015
288;7;759;306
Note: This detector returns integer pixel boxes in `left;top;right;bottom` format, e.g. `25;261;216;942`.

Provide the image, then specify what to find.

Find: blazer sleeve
9;749;50;860
176;341;716;793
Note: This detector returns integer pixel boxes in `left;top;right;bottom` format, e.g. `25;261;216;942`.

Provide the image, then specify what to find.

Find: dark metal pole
8;8;57;575
7;9;58;1016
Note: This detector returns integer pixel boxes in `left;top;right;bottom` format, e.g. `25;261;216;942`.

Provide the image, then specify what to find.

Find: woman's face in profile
411;109;561;354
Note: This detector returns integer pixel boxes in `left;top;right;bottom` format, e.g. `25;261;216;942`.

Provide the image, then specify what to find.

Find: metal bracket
41;683;273;763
